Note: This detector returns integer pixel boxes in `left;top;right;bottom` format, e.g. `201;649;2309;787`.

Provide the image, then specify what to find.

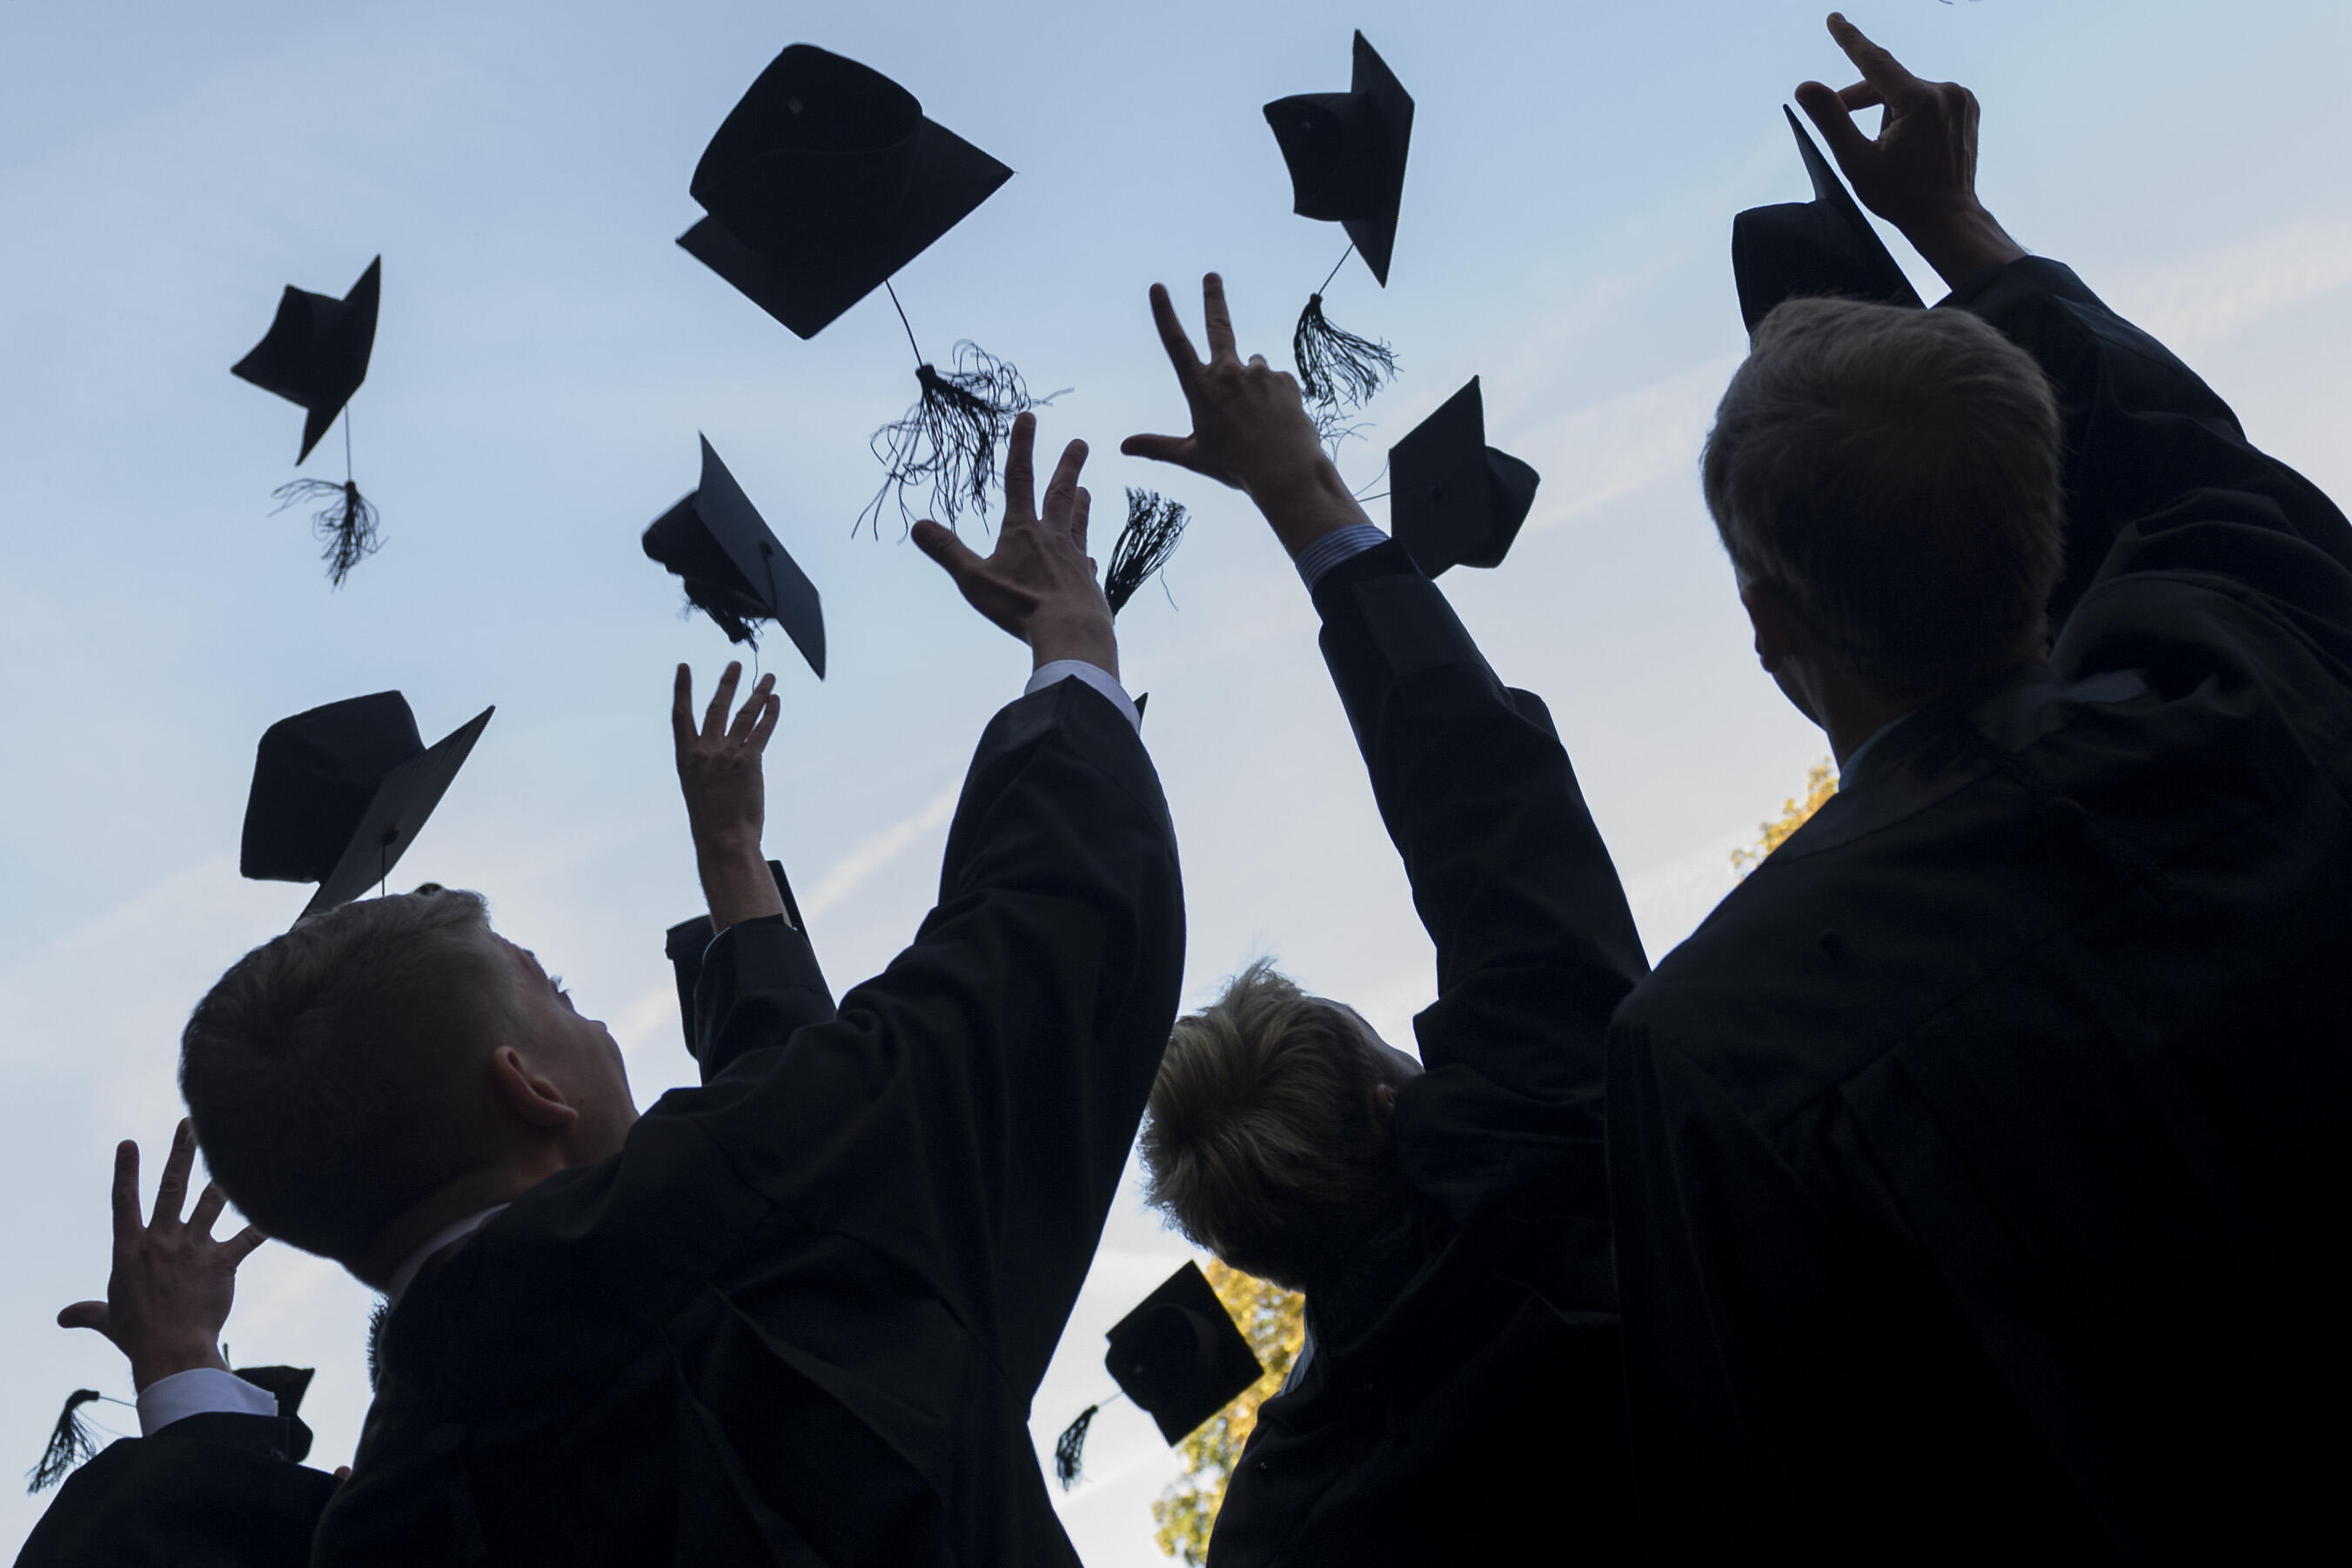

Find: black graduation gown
15;1411;332;1568
1607;257;2352;1565
309;678;1183;1567
1205;543;1649;1566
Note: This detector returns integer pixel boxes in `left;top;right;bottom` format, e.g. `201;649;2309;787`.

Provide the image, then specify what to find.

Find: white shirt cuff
1294;522;1391;590
1026;660;1141;733
137;1366;278;1435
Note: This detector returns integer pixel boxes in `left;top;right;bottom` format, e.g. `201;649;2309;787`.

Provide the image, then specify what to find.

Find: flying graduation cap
642;436;827;677
1265;32;1414;426
1388;377;1540;577
241;692;493;919
1053;1262;1264;1489
678;44;1049;535
231;257;385;586
1731;106;1925;332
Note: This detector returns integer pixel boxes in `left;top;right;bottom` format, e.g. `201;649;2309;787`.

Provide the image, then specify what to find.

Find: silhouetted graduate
1265;31;1413;430
240;692;493;918
232;257;385;586
679;43;1050;534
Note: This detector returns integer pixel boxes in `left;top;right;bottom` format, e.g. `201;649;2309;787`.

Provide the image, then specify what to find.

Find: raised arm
1123;276;1647;1119
1801;12;2352;629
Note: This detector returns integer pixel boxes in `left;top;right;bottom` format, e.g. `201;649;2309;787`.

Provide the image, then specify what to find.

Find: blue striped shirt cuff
1294;523;1391;590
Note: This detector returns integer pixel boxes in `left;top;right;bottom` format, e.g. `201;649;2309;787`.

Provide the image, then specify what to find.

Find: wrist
1030;621;1119;682
1245;456;1370;560
1900;200;2026;291
131;1341;228;1393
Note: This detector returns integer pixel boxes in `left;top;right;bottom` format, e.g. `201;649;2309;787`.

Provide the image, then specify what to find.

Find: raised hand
1122;275;1370;560
1794;12;2024;288
58;1120;265;1390
672;660;787;930
913;411;1118;678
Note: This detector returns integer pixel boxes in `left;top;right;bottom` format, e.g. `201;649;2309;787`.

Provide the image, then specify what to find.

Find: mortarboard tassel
1292;292;1397;416
862;283;1059;537
27;1390;102;1494
366;1298;390;1395
1053;1404;1100;1491
1105;490;1189;618
271;478;381;588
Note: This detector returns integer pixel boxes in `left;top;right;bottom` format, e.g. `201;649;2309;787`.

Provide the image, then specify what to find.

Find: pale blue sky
4;1;2350;1558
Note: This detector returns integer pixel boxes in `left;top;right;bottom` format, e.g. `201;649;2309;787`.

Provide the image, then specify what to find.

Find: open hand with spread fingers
1123;274;1373;560
1793;11;2025;288
673;660;788;931
914;411;1119;680
58;1119;265;1391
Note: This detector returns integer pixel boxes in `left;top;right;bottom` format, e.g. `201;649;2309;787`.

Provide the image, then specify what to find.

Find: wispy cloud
1514;353;1741;533
2110;221;2352;353
800;780;962;922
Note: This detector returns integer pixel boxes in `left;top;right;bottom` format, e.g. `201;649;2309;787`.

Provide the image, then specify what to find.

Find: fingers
701;661;741;740
1794;80;1873;167
223;1225;268;1266
189;1181;228;1241
1002;412;1039;526
747;693;782;753
1146;283;1203;385
1040;439;1089;530
726;674;775;744
152;1120;196;1230
1201;273;1238;364
671;664;695;753
57;1301;110;1333
1826;11;1918;96
109;1140;140;1249
1069;486;1093;556
1837;79;1884;111
911;519;986;591
1120;433;1203;472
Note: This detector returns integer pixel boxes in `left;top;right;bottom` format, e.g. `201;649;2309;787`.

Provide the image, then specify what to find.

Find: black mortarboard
664;860;822;1050
1732;107;1925;332
642;436;826;677
241;693;494;918
1388;378;1540;576
1103;1263;1264;1444
680;44;1011;341
231;257;383;464
231;1365;317;1462
1264;32;1414;287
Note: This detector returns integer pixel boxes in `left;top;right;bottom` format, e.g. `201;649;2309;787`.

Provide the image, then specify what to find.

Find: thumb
1794;82;1873;175
57;1301;111;1334
1120;433;1200;469
911;519;986;587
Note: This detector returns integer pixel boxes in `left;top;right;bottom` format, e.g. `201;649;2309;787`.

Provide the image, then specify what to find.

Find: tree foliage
1151;1260;1307;1565
1732;758;1839;874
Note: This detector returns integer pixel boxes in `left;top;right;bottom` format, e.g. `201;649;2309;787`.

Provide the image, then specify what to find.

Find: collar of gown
383;1203;509;1307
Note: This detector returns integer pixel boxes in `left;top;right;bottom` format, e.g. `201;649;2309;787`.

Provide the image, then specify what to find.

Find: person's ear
1739;579;1799;675
488;1047;581;1132
1370;1081;1399;1131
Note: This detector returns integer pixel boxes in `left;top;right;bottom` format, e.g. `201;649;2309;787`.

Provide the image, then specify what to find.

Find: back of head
1140;962;1415;1290
1703;297;2067;700
181;888;510;1264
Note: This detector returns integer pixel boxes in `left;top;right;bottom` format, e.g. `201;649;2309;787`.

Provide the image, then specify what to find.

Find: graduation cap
229;1365;317;1464
677;44;1049;533
232;257;385;586
1052;1262;1263;1488
1388;377;1540;576
642;436;826;677
241;692;494;919
1732;107;1925;332
1265;32;1413;422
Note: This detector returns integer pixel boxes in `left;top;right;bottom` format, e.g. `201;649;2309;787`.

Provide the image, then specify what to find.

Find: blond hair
1140;962;1413;1289
1704;296;2066;699
180;888;511;1263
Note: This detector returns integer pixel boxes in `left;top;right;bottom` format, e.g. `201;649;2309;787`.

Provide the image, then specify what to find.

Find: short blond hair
1140;962;1414;1289
1704;297;2066;699
180;888;511;1263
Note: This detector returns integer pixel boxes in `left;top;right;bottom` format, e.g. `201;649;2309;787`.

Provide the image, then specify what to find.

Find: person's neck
1822;684;1920;768
350;1157;558;1292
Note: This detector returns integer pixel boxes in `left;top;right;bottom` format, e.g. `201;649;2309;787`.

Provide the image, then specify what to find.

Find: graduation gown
309;677;1183;1566
1205;543;1649;1566
1607;257;2352;1565
14;1411;332;1568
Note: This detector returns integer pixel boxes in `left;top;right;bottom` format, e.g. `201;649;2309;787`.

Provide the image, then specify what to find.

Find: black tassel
1053;1404;1099;1491
271;478;381;587
366;1298;390;1395
862;343;1059;537
28;1390;101;1493
1292;293;1397;415
1105;490;1189;619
